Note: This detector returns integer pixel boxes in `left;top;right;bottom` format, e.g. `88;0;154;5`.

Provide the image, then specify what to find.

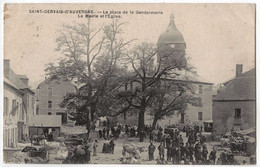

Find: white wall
3;84;23;148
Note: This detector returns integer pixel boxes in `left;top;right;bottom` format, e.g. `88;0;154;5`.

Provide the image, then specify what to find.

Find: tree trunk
86;107;91;137
152;117;159;130
138;108;145;134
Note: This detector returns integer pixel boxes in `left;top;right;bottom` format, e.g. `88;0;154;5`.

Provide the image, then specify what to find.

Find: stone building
212;64;255;139
155;13;215;127
3;78;23;148
36;77;76;124
3;60;35;147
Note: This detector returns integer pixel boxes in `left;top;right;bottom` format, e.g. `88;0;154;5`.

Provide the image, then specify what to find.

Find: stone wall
212;100;255;139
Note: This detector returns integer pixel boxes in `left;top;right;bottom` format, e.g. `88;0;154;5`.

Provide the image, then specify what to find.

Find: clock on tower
157;13;187;68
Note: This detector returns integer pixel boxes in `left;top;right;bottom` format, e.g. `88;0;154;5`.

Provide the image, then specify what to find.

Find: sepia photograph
2;3;256;165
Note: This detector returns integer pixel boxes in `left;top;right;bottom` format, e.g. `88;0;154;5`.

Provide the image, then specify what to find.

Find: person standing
157;131;162;142
148;142;156;161
106;128;110;139
188;143;194;162
202;144;208;163
158;142;165;160
165;135;171;149
167;145;172;162
93;139;98;156
162;135;166;147
98;130;102;139
209;148;217;164
149;131;154;142
180;142;186;158
109;138;115;154
103;128;106;139
85;145;91;163
178;135;183;145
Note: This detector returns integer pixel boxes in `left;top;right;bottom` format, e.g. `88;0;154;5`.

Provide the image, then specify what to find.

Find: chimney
4;59;10;78
236;64;243;77
4;59;10;69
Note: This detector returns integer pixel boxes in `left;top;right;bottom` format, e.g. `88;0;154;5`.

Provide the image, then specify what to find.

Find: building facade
212;65;255;139
4;60;35;147
155;13;215;127
36;78;76;124
112;14;215;128
3;78;23;147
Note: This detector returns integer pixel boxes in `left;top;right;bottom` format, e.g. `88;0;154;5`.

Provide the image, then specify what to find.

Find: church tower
157;13;187;68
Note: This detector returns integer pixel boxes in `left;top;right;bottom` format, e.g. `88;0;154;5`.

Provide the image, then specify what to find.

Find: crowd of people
98;125;123;140
147;126;218;165
63;123;253;165
145;124;252;165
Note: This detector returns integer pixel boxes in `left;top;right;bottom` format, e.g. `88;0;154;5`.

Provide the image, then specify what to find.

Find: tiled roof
4;77;20;90
7;69;30;89
223;68;255;86
213;68;255;101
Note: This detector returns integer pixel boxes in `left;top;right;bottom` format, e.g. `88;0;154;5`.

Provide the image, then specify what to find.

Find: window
4;97;9;116
11;128;14;145
22;108;25;120
36;104;39;115
48;112;52;115
11;99;17;116
17;102;19;118
12;99;16;110
234;108;241;119
4;129;7;146
198;112;203;120
48;87;52;96
199;85;203;94
48;101;52;108
20;104;22;119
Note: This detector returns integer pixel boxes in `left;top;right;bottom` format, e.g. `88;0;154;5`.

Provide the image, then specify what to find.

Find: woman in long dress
93;139;98;156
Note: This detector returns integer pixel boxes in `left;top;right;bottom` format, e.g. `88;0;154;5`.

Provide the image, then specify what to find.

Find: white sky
3;3;255;88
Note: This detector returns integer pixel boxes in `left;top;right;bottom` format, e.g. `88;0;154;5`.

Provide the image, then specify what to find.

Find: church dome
157;14;185;45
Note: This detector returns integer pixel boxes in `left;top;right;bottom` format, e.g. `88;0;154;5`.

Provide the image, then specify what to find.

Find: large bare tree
45;19;133;134
118;42;197;136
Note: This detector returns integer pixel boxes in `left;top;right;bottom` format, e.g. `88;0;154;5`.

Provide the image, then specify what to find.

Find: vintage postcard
2;3;256;165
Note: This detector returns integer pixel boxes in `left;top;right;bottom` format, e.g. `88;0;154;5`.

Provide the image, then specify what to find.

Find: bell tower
157;13;187;68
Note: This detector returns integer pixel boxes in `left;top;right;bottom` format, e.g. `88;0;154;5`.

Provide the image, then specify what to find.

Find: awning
203;120;213;123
